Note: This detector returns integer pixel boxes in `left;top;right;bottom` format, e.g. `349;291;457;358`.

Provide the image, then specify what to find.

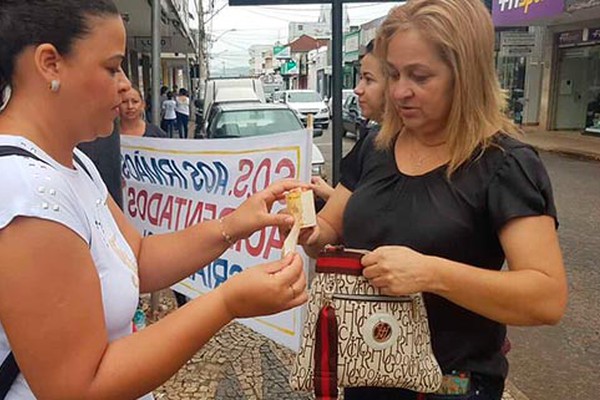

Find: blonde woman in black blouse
296;1;567;399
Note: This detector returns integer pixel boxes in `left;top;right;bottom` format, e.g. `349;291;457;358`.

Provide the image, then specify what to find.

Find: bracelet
219;217;235;246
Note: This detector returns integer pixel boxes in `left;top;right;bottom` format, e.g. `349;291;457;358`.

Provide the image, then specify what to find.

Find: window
287;91;322;103
212;109;303;138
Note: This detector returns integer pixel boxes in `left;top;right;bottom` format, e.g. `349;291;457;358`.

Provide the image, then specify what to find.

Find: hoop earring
50;80;61;92
0;84;12;112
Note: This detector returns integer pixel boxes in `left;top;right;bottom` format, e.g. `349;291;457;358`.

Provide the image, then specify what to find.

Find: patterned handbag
290;247;442;399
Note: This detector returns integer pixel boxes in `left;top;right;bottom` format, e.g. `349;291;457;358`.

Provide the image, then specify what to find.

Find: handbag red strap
312;247;368;399
316;247;365;276
313;304;338;400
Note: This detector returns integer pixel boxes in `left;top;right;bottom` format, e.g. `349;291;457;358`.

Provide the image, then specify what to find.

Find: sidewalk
521;128;600;161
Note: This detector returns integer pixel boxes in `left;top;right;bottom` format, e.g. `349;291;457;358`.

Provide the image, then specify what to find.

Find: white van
202;78;266;118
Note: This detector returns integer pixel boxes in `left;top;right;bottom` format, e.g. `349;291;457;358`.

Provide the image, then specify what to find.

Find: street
315;127;600;400
507;151;600;400
313;125;358;181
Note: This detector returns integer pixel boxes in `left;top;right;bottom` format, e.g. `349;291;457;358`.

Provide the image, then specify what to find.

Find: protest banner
121;130;313;350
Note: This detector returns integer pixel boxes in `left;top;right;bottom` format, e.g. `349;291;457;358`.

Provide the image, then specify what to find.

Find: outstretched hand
225;180;308;241
219;253;308;319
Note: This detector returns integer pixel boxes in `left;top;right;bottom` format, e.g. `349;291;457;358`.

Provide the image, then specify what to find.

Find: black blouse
340;132;557;379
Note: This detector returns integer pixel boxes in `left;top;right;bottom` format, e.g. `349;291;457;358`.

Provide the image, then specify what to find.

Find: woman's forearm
137;218;231;293
427;256;567;326
84;290;232;400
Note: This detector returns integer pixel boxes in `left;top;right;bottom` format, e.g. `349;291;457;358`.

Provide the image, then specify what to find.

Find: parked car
328;89;354;118
195;85;263;138
202;78;265;120
276;90;330;130
203;102;326;178
342;93;368;141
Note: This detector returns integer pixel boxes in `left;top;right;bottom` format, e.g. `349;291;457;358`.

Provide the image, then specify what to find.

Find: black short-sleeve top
340;132;557;379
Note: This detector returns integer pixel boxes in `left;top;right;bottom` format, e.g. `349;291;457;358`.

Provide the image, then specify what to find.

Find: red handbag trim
314;305;338;400
316;256;363;275
316;247;365;275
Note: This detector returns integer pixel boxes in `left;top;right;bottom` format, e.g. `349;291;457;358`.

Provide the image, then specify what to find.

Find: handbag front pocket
332;293;433;389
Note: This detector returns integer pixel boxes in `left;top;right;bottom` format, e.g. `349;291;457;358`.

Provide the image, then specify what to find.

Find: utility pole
331;0;343;184
198;0;208;82
151;0;161;126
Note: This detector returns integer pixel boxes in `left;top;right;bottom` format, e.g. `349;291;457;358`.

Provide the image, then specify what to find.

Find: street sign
499;31;538;58
281;60;299;75
500;32;536;47
273;45;291;59
499;46;536;57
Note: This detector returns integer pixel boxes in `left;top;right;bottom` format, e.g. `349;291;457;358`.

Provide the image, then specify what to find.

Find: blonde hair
375;0;519;176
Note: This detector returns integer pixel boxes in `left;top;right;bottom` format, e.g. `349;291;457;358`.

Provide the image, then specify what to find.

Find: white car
278;90;330;130
203;102;326;178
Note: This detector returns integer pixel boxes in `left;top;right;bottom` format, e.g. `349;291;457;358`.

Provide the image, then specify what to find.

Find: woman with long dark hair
0;2;307;398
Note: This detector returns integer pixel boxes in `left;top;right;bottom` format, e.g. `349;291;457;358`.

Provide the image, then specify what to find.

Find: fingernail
285;216;294;224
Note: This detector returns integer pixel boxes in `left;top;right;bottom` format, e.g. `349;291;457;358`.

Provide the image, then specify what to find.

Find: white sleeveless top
0;135;152;400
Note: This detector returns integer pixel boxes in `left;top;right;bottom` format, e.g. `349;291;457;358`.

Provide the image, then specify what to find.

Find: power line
211;27;284;32
215;37;250;51
243;8;319;21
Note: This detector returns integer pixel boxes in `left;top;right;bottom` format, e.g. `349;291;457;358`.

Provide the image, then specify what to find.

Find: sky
189;1;403;71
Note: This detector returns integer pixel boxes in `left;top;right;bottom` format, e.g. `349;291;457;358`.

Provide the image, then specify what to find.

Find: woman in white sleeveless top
0;2;307;399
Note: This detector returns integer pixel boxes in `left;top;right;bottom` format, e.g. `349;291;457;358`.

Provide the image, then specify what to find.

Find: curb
526;144;600;162
505;380;530;400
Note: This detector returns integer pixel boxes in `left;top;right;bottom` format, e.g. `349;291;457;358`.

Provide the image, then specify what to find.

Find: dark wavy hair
0;0;119;108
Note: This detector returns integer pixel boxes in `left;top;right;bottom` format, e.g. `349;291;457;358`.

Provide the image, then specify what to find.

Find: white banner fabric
120;131;313;350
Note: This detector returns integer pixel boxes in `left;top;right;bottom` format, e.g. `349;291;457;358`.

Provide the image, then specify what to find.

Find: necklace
408;137;448;168
410;147;439;168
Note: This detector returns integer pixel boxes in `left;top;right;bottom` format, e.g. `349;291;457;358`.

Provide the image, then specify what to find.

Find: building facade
115;0;198;96
249;45;274;77
493;0;600;133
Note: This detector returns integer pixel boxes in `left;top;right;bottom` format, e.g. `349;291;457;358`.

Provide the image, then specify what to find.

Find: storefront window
585;46;600;132
555;44;600;132
496;56;526;124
